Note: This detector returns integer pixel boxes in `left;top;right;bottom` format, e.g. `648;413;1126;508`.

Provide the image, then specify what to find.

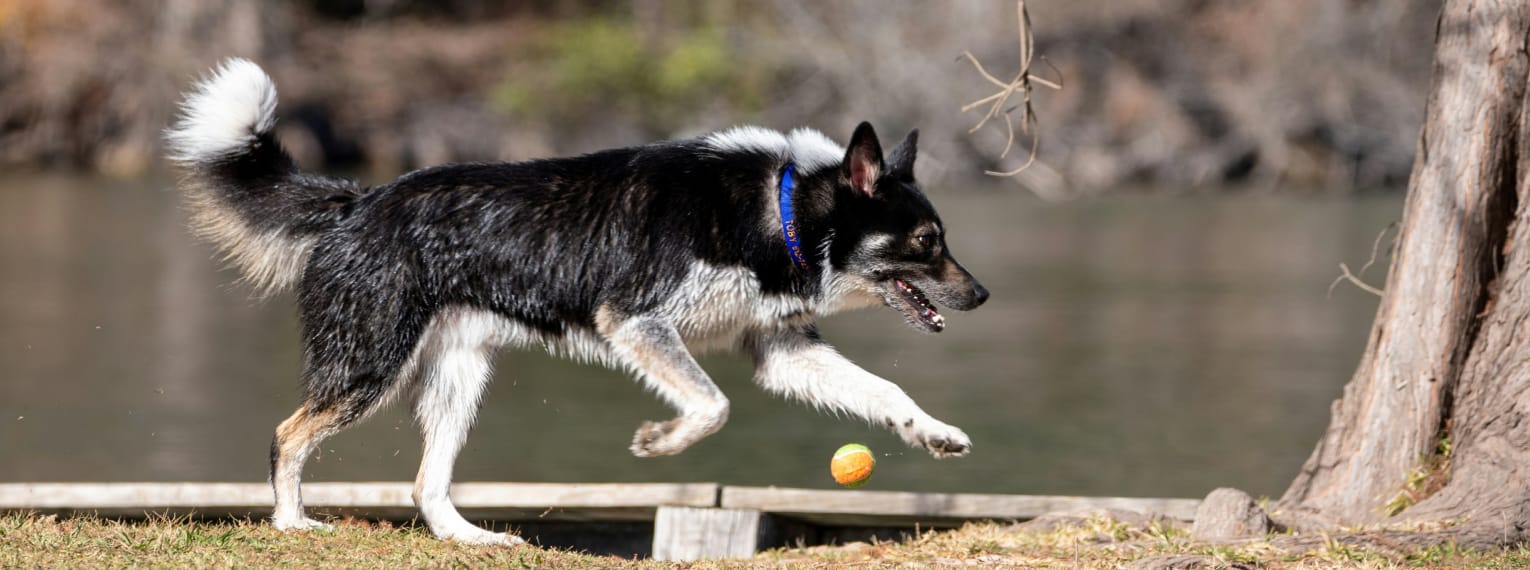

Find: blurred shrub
492;19;768;133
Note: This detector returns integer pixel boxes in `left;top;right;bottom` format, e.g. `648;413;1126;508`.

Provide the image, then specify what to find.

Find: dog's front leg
597;309;729;457
747;327;971;458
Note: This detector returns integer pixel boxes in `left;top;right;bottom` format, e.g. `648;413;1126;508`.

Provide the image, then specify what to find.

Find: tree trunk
1276;0;1530;547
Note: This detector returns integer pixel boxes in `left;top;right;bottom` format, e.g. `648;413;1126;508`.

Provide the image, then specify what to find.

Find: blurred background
1;0;1424;500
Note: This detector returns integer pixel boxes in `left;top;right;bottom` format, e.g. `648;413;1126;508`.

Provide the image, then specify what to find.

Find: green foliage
1407;539;1466;565
1314;534;1386;564
1144;519;1187;545
1192;543;1262;566
1086;515;1132;542
656;30;732;101
1385;434;1454;517
491;19;768;132
964;539;1003;555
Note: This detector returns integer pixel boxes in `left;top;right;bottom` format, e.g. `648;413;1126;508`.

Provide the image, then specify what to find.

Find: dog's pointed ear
842;122;883;197
886;128;918;180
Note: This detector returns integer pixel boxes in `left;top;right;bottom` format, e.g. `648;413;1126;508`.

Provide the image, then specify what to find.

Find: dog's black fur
168;59;987;544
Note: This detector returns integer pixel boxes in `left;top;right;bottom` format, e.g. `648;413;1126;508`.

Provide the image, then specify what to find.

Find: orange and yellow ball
830;443;876;487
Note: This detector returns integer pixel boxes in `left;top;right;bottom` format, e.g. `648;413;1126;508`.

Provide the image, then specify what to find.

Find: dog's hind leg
270;363;415;531
409;311;523;546
596;308;729;457
270;403;348;531
747;326;972;458
271;280;426;532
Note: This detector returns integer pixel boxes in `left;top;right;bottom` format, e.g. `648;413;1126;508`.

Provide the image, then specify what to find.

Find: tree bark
1276;0;1530;547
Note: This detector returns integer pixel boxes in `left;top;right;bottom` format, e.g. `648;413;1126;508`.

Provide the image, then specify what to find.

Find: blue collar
778;163;811;272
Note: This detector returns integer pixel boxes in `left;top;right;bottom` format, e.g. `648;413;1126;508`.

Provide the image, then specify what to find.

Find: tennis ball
830;443;876;488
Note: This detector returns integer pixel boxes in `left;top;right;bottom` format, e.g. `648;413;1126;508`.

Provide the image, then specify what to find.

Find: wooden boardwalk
0;483;1200;561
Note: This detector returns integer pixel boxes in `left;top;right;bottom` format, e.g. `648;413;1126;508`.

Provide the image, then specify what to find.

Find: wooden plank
0;482;1200;528
0;482;719;522
651;506;761;561
721;486;1200;527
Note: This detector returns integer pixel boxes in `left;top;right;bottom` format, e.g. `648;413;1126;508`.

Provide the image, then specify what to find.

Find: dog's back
328;147;800;335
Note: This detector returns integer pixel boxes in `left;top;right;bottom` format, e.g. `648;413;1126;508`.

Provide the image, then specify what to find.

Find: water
0;174;1399;500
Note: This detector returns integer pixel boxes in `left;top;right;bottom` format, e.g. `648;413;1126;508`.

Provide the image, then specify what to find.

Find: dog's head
822;122;989;333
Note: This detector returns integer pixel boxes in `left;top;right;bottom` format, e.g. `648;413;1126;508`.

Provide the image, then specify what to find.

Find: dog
165;58;989;545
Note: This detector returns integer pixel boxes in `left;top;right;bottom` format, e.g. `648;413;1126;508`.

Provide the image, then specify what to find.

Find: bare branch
1356;222;1398;277
1328;263;1386;298
985;127;1040;177
999;109;1015;158
1327;223;1396;298
960;51;1018;91
960;0;1058;181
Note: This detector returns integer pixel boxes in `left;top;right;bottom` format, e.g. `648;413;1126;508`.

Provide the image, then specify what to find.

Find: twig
999;110;1015;158
1327;223;1396;298
1330;263;1385;298
1356;221;1396;277
985;126;1039;176
960;0;1060;178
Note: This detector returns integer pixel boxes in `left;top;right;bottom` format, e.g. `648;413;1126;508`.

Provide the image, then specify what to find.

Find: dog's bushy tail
165;58;359;295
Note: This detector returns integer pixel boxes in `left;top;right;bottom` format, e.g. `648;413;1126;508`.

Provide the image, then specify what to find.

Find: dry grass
0;514;646;569
762;518;1530;569
2;513;1527;569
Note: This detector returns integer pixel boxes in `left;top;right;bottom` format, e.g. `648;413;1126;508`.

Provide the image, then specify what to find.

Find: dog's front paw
630;419;684;457
630;408;727;457
897;419;972;458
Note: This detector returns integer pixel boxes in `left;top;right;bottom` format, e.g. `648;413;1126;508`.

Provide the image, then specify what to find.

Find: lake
0;174;1399;501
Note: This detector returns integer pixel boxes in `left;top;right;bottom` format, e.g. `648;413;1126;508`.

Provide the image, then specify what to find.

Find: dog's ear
886;128;918;181
842;122;883;197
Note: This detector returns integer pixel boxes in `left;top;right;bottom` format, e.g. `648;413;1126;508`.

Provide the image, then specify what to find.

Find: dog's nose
972;282;990;307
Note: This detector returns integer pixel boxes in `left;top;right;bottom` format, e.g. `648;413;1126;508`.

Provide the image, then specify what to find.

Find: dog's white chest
662;262;810;350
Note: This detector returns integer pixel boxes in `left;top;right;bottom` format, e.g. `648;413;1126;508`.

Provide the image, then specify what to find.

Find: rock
1191;487;1269;541
1010;507;1188;534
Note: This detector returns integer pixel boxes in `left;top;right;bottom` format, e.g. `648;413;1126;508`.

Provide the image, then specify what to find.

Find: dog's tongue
895;279;944;330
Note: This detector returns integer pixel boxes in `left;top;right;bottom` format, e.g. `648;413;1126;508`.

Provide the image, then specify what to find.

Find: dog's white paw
272;516;332;532
896;419;972;458
435;526;526;546
630;419;688;457
630;408;725;457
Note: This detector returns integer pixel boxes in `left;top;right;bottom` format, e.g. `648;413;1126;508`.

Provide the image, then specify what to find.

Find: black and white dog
166;59;988;545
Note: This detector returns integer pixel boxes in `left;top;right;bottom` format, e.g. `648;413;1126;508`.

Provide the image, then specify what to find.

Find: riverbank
1;0;1434;193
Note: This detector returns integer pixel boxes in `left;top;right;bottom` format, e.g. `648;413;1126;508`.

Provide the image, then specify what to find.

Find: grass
2;513;1528;569
1385;435;1454;517
0;514;637;569
761;518;1530;569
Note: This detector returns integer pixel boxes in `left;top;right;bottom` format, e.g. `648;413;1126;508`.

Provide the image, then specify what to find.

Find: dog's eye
915;234;933;249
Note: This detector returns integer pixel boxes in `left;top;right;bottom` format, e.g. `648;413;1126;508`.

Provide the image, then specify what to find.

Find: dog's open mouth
885;278;945;333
